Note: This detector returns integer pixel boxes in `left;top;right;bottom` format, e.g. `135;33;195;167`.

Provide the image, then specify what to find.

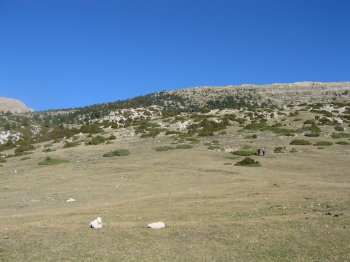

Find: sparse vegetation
85;135;107;145
63;141;80;148
335;141;350;145
313;141;333;146
274;147;285;153
155;146;175;151
103;150;130;157
235;157;261;167
38;157;69;165
232;150;256;156
331;133;350;139
290;139;311;145
175;144;193;149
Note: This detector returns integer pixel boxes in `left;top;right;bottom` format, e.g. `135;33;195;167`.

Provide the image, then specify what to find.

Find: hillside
1;83;350;261
0;97;33;113
0;82;350;261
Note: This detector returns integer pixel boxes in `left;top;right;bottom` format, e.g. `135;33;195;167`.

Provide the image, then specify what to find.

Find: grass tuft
38;157;69;166
103;150;130;157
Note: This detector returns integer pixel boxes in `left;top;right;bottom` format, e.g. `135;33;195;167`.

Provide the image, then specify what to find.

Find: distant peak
0;97;33;113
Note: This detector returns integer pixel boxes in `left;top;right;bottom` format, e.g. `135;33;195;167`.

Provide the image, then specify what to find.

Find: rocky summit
0;97;33;113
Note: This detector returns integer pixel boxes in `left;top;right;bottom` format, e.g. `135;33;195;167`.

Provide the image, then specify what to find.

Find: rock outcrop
0;97;33;113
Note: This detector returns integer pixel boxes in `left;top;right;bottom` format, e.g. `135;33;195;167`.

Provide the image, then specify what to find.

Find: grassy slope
1;128;350;262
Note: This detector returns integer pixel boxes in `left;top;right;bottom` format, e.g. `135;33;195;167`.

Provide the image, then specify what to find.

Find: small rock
147;221;165;229
66;198;77;203
90;217;102;229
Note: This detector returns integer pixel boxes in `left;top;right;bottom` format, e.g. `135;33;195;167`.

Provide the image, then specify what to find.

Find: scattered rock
90;217;102;229
66;198;77;203
147;221;165;229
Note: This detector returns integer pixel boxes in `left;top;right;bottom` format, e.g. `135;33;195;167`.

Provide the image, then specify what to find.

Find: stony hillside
167;81;350;108
0;81;349;152
0;97;33;113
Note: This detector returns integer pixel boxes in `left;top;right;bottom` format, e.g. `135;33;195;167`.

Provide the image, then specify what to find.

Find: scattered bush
335;141;350;145
235;157;261;167
155;146;175;151
290;148;298;153
274;147;285;153
331;133;350;139
63;141;80;148
304;133;320;137
313;141;333;146
103;150;130;157
42;148;56;153
38;157;69;166
0;158;7;163
244;134;257;139
290;139;311;145
334;126;344;132
20;157;31;160
175;144;193;149
15;143;35;155
85;135;107;145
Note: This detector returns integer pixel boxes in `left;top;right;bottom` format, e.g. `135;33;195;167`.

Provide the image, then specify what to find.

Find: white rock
90;217;102;229
147;221;165;229
66;198;76;203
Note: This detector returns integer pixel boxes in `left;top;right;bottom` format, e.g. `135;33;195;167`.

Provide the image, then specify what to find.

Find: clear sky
0;0;349;111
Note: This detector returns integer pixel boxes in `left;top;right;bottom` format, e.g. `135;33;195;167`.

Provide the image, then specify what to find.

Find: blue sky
0;0;349;111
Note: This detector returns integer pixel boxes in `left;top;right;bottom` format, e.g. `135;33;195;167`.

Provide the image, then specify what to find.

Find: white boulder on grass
147;221;165;229
90;217;102;229
66;198;76;203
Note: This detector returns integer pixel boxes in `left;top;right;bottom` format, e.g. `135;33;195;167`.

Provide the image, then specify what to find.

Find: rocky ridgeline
0;97;33;113
166;82;350;107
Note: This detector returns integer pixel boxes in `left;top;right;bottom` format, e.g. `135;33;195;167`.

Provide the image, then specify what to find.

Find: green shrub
335;141;350;145
63;141;80;148
0;158;7;163
274;147;285;153
290;148;298;153
331;133;350;139
313;141;333;146
103;150;130;157
244;134;257;139
15;143;35;154
175;144;193;149
42;148;56;153
85;135;107;145
20;157;31;160
290;139;311;145
232;150;256;156
304;133;320;137
38;157;69;166
334;126;344;132
154;146;175;151
235;157;261;167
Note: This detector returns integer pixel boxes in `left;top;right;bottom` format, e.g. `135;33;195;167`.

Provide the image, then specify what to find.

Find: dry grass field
1;125;350;261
